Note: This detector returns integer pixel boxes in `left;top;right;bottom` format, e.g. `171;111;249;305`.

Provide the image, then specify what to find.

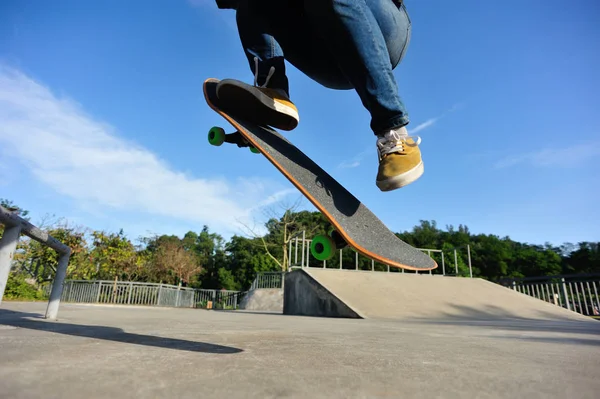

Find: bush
3;273;46;301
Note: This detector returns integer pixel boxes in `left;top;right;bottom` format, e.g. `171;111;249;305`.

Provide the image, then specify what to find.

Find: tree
225;235;280;290
239;197;328;270
152;239;201;285
562;242;600;274
17;219;89;283
89;230;140;280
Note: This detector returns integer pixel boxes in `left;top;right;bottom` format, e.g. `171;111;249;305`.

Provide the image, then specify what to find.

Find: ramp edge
283;269;365;319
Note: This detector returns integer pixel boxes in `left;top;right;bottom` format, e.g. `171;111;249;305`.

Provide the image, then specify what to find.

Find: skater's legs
235;0;349;93
303;0;411;134
230;0;421;190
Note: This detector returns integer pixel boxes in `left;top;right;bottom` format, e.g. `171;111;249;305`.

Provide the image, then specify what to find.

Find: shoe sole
376;161;424;191
216;79;299;131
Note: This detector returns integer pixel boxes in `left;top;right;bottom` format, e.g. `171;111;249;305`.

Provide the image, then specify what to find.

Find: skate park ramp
283;268;593;322
239;288;283;312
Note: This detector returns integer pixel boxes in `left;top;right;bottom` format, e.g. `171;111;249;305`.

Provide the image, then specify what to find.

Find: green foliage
2;198;598;297
3;273;46;301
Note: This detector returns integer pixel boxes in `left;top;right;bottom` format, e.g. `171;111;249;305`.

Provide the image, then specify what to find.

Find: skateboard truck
208;126;260;154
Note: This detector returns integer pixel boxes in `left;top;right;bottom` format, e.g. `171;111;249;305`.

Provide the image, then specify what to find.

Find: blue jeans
235;0;412;134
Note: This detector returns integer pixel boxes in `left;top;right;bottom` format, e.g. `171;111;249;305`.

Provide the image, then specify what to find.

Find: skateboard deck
203;78;437;271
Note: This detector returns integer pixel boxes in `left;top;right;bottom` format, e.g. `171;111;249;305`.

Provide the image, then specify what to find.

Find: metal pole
294;237;298;266
0;225;22;304
306;241;310;268
454;250;458;276
355;251;358;270
561;278;571;311
441;252;445;276
301;231;305;268
467;245;472;278
45;250;71;319
288;239;292;270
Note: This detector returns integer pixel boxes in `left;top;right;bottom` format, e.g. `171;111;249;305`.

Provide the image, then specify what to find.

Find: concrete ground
1;301;599;399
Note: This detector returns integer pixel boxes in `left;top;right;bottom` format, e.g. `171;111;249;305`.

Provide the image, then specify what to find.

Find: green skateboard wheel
310;234;336;261
208;126;225;146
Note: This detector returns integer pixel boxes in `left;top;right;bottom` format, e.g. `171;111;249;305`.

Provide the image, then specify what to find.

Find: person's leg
303;0;411;135
217;0;353;130
303;0;422;191
219;0;422;190
220;0;411;134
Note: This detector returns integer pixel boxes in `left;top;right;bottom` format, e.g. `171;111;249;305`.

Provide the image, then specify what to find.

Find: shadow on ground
0;309;243;354
397;303;600;337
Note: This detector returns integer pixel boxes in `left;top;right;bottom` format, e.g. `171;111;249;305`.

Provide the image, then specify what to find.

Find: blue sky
0;0;598;248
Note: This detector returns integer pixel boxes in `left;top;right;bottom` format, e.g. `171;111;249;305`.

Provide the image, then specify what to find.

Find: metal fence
250;272;284;290
499;274;600;316
43;280;247;310
286;231;473;276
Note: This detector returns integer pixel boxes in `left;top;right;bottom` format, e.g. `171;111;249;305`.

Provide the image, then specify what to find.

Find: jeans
235;0;412;134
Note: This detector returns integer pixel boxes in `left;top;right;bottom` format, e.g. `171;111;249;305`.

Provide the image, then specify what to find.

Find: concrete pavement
1;301;599;398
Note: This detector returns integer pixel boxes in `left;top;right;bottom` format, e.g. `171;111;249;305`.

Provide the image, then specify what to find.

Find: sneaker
216;57;299;131
375;126;424;191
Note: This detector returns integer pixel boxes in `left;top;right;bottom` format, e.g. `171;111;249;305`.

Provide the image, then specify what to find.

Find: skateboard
203;78;437;271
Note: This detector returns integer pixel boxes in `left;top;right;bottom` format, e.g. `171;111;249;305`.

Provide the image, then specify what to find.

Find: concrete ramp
239;288;283;312
283;268;592;321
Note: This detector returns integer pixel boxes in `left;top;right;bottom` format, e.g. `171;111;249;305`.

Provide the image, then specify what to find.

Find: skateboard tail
203;78;437;271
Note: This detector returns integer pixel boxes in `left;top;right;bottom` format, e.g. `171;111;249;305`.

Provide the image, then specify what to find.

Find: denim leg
235;0;411;134
234;0;304;96
303;0;411;134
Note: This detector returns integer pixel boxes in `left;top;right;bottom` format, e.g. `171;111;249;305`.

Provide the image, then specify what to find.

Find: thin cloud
494;142;600;169
338;148;371;169
408;118;437;135
408;102;464;135
337;103;464;169
0;65;291;233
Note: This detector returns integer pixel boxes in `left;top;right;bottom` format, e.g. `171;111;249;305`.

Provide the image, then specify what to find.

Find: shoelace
253;56;275;88
377;129;421;158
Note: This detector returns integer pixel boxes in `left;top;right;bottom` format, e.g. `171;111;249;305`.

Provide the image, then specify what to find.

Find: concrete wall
239;288;283;312
283;269;362;318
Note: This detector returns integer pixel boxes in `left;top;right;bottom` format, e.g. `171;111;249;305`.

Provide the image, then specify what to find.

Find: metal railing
43;280;247;310
286;231;473;276
250;272;284;290
499;274;600;316
1;205;71;319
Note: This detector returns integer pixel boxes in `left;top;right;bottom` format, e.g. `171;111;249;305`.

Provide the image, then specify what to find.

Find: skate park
2;1;599;397
2;206;600;399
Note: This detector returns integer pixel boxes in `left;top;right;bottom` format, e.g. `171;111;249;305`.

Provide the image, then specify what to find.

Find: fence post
561;278;571;311
127;282;133;304
156;284;163;306
454;250;458;276
96;281;103;303
441;252;445;276
467;245;473;278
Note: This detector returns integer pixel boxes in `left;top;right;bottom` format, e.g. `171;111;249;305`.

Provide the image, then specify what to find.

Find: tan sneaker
375;127;424;191
216;57;299;131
